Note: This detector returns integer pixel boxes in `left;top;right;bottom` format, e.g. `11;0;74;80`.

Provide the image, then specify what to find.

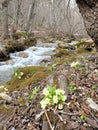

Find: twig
44;109;54;130
56;113;66;124
59;111;79;116
90;111;98;123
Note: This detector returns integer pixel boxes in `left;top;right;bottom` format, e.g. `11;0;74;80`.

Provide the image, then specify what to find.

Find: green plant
40;85;66;109
49;64;56;72
70;61;80;68
86;93;91;98
80;115;87;121
29;86;40;100
67;83;76;91
15;71;24;79
91;85;98;90
30;71;36;75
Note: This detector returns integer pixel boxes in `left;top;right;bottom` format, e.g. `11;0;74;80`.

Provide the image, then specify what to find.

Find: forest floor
0;36;98;130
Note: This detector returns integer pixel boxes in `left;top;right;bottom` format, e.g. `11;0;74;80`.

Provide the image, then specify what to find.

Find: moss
54;48;69;57
0;88;8;93
0;105;10;113
76;41;94;48
17;32;37;47
24;37;37;48
4;33;37;54
77;47;91;53
16;31;28;38
4;66;51;91
0;105;8;111
53;53;77;65
4;40;25;53
76;41;94;51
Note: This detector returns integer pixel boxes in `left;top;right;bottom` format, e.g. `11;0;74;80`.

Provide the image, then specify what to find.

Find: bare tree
15;0;23;29
25;0;36;32
2;0;11;39
0;0;88;39
49;0;56;32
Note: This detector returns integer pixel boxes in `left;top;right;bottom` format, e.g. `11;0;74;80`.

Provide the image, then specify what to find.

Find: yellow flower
62;95;67;101
71;61;80;68
43;88;49;96
40;98;50;109
15;72;17;76
18;76;21;79
20;72;24;76
58;104;63;109
56;89;65;95
53;95;58;104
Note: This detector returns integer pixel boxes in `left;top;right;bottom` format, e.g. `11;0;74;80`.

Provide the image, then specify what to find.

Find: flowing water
0;41;57;83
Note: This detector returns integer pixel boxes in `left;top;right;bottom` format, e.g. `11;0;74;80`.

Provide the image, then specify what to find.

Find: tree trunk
49;0;56;33
15;0;22;29
2;0;10;39
76;0;98;51
25;0;36;32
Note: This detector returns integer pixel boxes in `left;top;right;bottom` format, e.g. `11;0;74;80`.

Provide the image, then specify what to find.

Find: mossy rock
76;41;94;52
54;48;69;57
4;37;36;54
4;66;51;91
77;47;91;53
23;37;37;48
58;43;76;50
3;31;37;54
17;32;37;47
16;31;28;39
0;49;10;61
4;40;25;53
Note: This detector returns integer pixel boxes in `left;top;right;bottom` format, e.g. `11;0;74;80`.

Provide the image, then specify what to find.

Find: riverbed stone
19;52;29;58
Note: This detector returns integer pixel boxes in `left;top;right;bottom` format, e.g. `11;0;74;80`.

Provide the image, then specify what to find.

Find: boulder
4;33;37;53
0;49;10;61
4;40;25;53
76;40;95;52
19;52;29;58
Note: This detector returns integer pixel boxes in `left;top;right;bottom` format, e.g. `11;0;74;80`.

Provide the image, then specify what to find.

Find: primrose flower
71;61;80;68
20;72;24;76
58;104;63;110
15;72;17;76
61;95;67;101
18;76;21;79
40;98;50;109
43;88;49;96
56;89;65;95
4;88;8;91
53;95;58;104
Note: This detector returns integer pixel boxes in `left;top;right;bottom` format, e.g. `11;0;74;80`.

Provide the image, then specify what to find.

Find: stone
19;52;29;58
87;98;98;111
0;93;12;102
0;49;10;61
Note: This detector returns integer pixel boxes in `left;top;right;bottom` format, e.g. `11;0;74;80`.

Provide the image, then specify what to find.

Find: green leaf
29;86;40;100
80;115;87;120
68;83;75;91
92;85;98;90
